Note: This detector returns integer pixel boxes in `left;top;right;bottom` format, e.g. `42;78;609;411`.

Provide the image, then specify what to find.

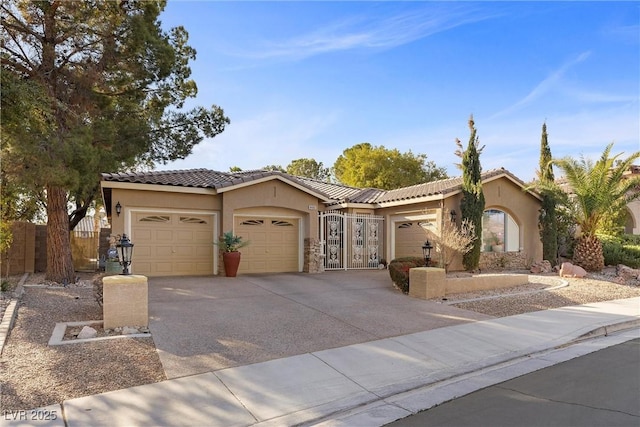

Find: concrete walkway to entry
146;270;493;379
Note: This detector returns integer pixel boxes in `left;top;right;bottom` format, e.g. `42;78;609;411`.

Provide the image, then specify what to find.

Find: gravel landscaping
1;269;638;412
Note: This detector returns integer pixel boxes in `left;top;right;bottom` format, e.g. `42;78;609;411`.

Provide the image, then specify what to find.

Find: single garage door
394;221;431;259
235;216;300;273
131;211;215;276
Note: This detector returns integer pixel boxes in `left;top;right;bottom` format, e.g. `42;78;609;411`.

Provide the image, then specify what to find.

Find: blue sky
156;1;639;182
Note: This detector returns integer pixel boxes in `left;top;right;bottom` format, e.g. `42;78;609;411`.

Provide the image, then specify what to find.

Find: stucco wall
109;188;221;237
482;177;542;265
220;179;322;239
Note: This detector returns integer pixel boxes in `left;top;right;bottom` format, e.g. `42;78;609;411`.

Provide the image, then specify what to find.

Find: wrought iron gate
319;211;384;270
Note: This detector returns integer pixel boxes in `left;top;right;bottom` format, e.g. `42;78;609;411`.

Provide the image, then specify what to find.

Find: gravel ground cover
1;269;638;411
0;273;165;411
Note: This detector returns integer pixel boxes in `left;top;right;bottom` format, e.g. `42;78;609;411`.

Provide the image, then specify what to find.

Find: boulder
77;326;97;339
617;264;640;286
559;262;587;278
530;260;552;274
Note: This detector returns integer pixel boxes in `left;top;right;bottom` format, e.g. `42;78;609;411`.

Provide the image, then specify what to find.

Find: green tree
333;143;448;189
551;143;640;271
537;123;559;264
286;158;331;181
454;116;485;271
1;1;229;282
262;165;286;172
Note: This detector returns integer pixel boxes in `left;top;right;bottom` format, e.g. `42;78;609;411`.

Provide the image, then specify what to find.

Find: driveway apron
148;270;492;379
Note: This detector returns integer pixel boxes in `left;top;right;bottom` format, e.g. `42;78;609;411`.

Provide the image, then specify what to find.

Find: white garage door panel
235;216;300;274
394;221;430;259
132;211;214;276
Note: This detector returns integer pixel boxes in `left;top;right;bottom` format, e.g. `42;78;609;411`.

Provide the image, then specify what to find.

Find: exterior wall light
115;201;122;217
422;240;433;266
116;234;134;275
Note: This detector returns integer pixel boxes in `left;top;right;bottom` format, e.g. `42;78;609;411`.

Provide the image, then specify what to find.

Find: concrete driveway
148;270;493;379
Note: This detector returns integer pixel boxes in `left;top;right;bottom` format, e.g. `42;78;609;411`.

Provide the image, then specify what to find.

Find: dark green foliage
600;235;640;268
455;116;485;271
388;257;425;293
538;123;558;264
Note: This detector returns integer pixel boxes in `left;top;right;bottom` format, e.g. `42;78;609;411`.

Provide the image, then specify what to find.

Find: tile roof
101;167;531;205
101;169;235;188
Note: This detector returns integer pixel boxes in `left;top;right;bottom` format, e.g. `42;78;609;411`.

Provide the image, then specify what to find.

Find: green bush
389;257;425;294
601;235;640;268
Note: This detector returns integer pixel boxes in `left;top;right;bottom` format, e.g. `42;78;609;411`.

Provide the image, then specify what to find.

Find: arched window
482;209;520;252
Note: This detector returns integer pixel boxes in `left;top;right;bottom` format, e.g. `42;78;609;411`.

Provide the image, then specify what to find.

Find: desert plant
216;231;249;252
600;235;640;268
551;143;640;271
388;257;425;293
93;273;106;307
455;116;485;271
430;209;477;272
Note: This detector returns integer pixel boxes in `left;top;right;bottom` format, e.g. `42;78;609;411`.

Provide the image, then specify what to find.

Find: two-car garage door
235;216;300;274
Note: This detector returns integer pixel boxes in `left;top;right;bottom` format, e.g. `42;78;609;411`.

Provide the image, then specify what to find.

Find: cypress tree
538;123;558;264
455;116;485;271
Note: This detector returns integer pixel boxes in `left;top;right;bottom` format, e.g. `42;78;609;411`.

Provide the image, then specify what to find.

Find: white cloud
491;51;592;119
235;5;498;61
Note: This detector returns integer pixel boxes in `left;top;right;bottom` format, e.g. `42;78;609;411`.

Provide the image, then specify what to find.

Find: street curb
0;273;28;356
571;318;640;343
310;326;640;427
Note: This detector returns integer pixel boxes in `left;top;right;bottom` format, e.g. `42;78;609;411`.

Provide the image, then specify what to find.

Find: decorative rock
530;260;552;274
617;264;640;286
122;326;140;335
77;326;97;339
559;262;587;278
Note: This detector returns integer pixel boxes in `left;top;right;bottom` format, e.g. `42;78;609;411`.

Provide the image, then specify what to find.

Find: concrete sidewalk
5;297;639;427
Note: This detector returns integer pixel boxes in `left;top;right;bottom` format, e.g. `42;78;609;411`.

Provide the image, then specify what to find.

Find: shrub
601;235;640;268
93;273;106;307
388;257;425;294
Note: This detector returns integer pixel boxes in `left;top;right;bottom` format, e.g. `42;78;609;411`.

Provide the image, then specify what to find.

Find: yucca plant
552;143;640;271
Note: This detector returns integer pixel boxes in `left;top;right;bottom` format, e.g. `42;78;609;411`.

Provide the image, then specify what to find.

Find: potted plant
216;231;250;277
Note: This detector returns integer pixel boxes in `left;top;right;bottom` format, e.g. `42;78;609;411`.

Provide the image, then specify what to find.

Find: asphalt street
388;338;640;427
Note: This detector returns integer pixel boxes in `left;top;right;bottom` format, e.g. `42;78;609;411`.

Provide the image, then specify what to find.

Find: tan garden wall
409;267;529;299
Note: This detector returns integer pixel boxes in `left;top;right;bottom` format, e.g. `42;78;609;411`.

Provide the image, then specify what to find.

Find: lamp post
422;240;433;266
116;234;134;275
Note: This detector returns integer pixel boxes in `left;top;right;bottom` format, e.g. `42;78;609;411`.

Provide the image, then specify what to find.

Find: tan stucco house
100;167;543;276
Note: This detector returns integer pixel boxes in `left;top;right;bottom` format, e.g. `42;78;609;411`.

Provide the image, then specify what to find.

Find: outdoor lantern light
450;209;457;222
116;234;134;275
115;201;122;217
422;240;433;265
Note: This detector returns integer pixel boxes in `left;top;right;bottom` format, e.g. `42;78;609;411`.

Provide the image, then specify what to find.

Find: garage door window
140;215;170;223
180;216;208;224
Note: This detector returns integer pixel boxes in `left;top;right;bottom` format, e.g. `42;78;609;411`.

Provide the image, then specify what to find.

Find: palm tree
552;143;640;271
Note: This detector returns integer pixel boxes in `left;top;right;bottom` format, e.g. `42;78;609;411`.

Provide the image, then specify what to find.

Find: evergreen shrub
388;257;425;294
601;235;640;268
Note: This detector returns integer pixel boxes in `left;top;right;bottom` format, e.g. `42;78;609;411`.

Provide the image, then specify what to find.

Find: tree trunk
46;185;75;283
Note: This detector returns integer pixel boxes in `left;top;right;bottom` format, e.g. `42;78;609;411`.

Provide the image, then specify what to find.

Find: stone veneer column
103;275;148;329
304;238;325;273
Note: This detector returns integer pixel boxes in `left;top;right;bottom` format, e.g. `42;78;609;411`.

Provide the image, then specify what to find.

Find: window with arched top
482;209;520;252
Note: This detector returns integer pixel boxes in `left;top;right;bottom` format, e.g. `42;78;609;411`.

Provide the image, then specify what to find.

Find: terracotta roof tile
101;168;234;188
101;167;530;205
